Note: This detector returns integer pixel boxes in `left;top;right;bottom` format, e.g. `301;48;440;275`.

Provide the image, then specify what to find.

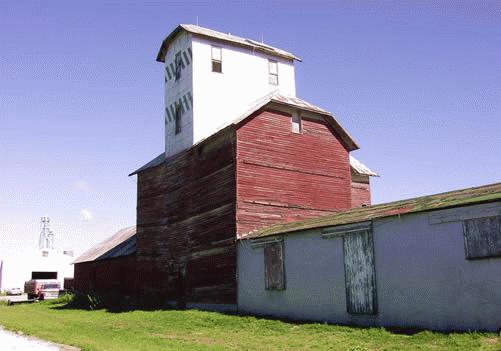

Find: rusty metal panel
463;215;501;259
343;229;377;315
264;241;285;290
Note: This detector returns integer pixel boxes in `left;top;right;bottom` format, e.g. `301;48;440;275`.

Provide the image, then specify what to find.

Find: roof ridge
157;24;301;63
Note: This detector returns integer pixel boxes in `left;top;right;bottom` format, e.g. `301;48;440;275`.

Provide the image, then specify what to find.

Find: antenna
38;217;55;250
261;33;264;43
196;16;199;26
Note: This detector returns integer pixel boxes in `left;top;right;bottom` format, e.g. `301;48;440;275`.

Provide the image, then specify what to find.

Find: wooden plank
264;241;285;290
429;203;501;225
134;130;238;304
321;221;372;239
250;236;283;249
343;230;377;314
463;215;501;259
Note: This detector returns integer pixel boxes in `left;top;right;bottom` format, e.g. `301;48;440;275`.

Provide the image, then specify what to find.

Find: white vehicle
6;287;23;296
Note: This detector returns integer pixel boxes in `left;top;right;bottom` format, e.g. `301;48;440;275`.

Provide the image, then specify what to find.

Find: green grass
0;298;499;351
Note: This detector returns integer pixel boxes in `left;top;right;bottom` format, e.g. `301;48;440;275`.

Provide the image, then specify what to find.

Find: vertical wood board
343;230;377;314
264;241;285;290
463;215;501;259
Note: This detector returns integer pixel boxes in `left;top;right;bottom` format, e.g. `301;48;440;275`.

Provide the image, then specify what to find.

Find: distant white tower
38;217;55;250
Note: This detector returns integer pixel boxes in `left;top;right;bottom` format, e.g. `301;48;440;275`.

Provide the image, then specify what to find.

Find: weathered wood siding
136;130;237;305
343;230;377;315
463;215;501;259
73;255;136;295
236;109;353;236
351;172;371;208
264;241;285;290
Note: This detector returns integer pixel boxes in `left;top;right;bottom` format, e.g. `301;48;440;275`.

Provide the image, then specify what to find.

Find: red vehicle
24;279;61;300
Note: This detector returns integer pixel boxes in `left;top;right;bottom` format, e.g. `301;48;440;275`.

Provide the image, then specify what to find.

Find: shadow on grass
45;293;499;337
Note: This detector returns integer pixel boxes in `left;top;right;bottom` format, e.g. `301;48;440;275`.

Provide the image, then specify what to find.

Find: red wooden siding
74;255;136;295
236;109;352;236
135;131;237;305
351;172;371;208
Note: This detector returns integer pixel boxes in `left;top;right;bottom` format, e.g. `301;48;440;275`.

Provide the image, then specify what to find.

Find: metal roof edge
129;153;165;176
350;155;379;177
157;24;301;63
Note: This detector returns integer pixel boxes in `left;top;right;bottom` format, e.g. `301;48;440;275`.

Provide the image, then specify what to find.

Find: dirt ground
0;327;79;351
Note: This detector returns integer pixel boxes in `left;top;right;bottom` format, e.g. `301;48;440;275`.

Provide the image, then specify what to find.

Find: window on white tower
175;103;182;135
211;46;222;73
175;52;182;80
269;60;278;85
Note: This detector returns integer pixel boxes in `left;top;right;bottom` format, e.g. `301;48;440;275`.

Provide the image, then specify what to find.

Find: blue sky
1;1;500;254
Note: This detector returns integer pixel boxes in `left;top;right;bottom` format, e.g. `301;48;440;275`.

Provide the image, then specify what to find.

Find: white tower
38;217;55;251
157;25;301;157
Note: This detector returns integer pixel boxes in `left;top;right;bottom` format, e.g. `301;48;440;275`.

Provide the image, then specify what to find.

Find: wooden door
343;230;377;314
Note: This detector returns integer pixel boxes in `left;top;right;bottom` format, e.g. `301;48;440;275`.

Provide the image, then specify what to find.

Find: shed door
343;230;377;314
264;241;285;290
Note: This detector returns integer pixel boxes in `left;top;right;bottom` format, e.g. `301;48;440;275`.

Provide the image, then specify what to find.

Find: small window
175;52;182;80
211;46;222;73
268;60;278;85
264;241;285;290
174;103;182;135
291;113;302;134
463;215;501;259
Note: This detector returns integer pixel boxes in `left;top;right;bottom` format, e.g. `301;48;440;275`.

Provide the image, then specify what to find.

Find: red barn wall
135;130;237;305
351;172;371;208
236;109;352;236
73;255;136;295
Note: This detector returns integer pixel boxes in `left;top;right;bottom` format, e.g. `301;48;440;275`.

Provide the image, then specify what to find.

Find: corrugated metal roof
350;155;378;176
242;182;501;240
157;24;301;63
73;226;136;264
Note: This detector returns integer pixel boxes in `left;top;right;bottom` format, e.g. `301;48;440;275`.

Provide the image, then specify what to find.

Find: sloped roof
350;155;379;176
130;92;361;176
157;24;301;63
73;226;136;264
242;182;501;240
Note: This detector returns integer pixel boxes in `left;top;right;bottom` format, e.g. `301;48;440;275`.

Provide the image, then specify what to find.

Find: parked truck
24;279;61;300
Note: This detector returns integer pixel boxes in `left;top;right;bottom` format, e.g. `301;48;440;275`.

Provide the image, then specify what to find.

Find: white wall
238;201;501;332
191;37;296;143
0;249;74;291
164;31;194;157
163;32;297;158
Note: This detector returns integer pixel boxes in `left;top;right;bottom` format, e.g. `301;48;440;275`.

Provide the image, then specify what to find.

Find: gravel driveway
0;327;79;351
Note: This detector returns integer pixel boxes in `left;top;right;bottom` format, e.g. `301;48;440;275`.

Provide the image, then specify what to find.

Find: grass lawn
0;299;499;351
